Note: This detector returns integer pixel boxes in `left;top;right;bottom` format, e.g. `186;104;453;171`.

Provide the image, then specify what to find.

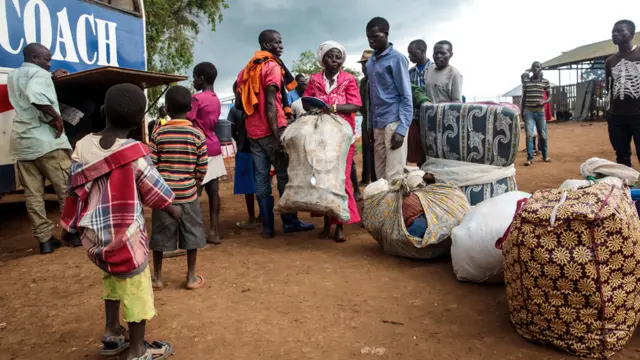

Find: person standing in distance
357;49;377;185
365;17;412;181
606;20;640;168
521;61;552;166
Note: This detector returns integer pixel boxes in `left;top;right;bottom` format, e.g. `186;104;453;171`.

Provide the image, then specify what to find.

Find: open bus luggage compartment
1;67;186;197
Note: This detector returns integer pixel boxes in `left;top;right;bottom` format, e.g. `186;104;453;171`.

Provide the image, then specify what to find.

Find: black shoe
70;237;82;247
40;237;61;254
63;231;82;247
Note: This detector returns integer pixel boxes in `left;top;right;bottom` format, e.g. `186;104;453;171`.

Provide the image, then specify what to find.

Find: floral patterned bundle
502;183;640;358
363;180;469;259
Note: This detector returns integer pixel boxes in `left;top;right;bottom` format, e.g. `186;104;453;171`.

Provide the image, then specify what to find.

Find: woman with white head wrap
303;40;362;243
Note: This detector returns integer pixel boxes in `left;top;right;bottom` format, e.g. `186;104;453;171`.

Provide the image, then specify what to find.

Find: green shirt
8;63;71;161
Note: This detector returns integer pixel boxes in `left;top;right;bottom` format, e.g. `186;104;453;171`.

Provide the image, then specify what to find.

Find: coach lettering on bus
0;0;119;67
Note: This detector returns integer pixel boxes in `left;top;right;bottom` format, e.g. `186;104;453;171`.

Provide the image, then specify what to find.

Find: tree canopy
292;50;361;79
145;0;228;74
145;0;228;113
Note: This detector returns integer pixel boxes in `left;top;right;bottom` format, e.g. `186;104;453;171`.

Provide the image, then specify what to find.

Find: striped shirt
522;77;551;112
150;119;208;203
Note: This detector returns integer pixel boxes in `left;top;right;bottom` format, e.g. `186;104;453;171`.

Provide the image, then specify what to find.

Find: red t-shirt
236;61;288;139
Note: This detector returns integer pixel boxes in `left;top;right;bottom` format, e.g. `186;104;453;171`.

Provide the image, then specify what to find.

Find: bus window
95;0;141;14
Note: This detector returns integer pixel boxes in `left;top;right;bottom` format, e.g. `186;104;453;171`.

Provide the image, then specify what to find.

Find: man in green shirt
7;43;73;254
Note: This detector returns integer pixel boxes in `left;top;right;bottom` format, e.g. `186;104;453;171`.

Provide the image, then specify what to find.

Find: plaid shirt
409;60;433;121
409;60;434;88
61;141;174;278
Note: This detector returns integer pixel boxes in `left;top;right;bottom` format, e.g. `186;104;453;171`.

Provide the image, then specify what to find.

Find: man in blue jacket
365;17;412;181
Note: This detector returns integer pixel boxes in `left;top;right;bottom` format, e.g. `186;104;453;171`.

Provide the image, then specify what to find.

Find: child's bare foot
185;274;205;290
207;229;221;245
333;226;347;243
151;277;164;291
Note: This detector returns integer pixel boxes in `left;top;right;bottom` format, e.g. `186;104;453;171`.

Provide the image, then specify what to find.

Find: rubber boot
281;213;315;233
258;196;275;238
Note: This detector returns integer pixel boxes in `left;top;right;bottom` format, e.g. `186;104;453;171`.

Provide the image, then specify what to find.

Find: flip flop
100;327;129;356
185;275;205;290
236;220;260;230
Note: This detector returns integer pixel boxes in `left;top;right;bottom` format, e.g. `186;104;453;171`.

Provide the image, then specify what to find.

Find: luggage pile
420;103;521;205
500;183;640;358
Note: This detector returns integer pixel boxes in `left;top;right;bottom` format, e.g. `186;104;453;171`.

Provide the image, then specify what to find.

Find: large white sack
451;191;531;283
276;113;353;222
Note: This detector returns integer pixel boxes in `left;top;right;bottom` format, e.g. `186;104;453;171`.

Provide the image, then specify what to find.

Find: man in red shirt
236;29;314;238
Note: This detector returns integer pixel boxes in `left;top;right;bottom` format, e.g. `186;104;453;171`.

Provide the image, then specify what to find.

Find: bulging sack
276;113;353;222
502;183;640;358
451;191;530;283
363;178;470;259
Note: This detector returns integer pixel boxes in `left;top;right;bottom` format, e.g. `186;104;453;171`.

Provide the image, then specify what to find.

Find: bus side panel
0;70;17;194
1;0;146;72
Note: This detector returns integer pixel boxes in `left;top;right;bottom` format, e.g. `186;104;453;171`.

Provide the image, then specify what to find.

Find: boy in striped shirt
149;86;208;290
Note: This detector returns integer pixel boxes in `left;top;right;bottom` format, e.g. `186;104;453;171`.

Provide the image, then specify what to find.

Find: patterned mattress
420;103;521;166
461;175;517;206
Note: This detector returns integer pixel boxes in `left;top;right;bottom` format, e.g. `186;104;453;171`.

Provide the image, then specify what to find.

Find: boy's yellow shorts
102;266;156;323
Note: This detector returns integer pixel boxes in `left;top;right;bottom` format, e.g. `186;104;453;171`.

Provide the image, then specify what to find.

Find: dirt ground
2;121;640;360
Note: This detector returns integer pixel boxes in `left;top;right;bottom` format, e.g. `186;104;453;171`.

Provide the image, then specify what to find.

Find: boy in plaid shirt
62;83;180;360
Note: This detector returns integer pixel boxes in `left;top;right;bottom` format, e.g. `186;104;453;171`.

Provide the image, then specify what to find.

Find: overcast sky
192;0;640;101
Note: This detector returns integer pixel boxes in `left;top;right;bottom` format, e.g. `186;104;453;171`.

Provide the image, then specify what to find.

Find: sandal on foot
131;341;174;360
185;275;205;290
100;327;129;356
236;220;260;230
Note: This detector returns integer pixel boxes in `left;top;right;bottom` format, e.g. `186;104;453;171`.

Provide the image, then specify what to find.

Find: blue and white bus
0;0;183;196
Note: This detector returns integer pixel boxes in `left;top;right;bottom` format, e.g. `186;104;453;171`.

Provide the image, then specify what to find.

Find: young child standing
61;83;179;360
149;85;208;290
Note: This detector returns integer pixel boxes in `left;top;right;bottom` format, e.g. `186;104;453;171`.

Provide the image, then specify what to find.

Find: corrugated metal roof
542;33;640;69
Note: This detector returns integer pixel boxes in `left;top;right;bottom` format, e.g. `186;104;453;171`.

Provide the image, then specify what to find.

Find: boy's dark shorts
150;199;206;251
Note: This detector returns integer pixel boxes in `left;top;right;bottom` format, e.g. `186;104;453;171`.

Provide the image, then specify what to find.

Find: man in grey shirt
425;40;463;104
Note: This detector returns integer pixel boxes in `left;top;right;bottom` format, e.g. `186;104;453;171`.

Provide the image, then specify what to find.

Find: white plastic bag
450;191;530;283
363;178;389;200
580;157;639;185
559;176;624;190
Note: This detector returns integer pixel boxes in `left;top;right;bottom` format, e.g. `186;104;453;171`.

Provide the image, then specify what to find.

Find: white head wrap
316;40;347;68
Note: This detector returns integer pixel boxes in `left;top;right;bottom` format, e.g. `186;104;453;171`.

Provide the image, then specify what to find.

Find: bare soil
1;121;640;360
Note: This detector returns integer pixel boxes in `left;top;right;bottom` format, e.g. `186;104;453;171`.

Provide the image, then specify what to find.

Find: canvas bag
276;113;353;222
500;183;640;358
362;178;470;259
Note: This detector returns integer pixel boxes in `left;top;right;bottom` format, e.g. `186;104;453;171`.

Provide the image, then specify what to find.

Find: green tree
292;50;361;79
145;0;229;112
